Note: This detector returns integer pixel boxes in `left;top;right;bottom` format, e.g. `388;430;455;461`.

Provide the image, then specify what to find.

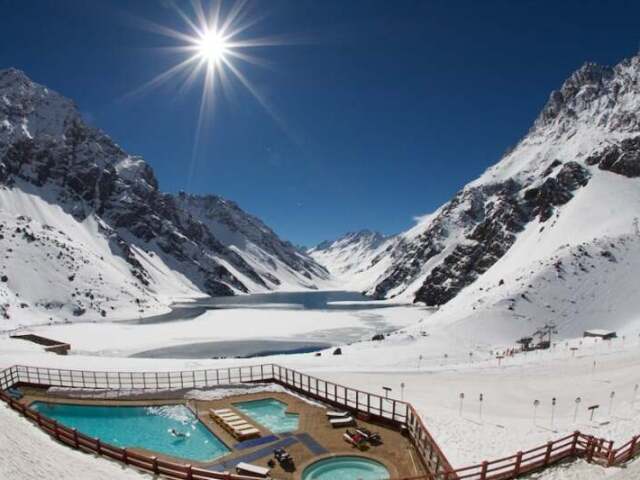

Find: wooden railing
446;430;640;479
0;389;264;480
0;363;454;479
2;364;638;480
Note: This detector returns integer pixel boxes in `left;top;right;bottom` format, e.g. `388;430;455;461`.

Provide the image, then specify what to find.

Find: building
583;329;617;340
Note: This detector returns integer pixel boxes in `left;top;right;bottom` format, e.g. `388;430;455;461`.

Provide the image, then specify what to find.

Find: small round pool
302;456;390;480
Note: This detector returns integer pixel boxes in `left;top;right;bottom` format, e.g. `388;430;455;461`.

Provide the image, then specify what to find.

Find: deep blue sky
1;1;639;246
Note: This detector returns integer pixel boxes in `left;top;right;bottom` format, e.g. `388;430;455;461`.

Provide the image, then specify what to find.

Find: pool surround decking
19;387;423;479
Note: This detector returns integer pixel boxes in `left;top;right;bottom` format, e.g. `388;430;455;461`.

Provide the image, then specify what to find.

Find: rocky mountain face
173;193;328;288
0;68;327;324
360;53;640;304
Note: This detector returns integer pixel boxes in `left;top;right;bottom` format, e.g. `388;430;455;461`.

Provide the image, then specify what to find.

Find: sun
129;0;292;186
196;29;229;64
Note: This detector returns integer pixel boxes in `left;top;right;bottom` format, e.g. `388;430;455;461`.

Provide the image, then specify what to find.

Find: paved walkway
208;436;299;472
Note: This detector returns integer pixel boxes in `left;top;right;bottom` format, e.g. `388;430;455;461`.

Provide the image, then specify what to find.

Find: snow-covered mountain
0;68;328;328
308;230;396;290
173;193;327;289
342;53;640;318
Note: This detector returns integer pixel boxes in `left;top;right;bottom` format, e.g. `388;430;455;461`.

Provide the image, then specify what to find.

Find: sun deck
18;387;424;479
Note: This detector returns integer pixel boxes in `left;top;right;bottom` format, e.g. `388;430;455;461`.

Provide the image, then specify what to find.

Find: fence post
186;464;193;480
570;431;579;455
544;441;553;465
514;451;523;475
72;428;79;448
96;438;102;455
151;456;159;474
480;461;488;480
123;448;128;464
53;420;60;440
586;436;595;463
607;442;615;466
629;436;639;462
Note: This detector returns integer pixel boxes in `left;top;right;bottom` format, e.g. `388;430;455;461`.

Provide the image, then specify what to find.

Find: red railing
0;389;266;480
2;364;638;480
0;364;454;479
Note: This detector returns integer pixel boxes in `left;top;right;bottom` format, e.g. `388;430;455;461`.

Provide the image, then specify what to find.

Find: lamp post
533;399;540;426
609;391;616;416
551;397;557;429
573;397;582;423
479;393;484;420
382;386;392;399
459;393;465;417
400;382;405;401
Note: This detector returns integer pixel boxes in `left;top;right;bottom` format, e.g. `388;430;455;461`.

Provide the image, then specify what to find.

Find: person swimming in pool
169;428;188;438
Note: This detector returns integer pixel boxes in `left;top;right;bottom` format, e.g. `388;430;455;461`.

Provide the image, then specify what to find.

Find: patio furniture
344;430;367;450
235;462;270;477
329;416;355;427
356;427;382;445
326;410;350;418
274;447;294;468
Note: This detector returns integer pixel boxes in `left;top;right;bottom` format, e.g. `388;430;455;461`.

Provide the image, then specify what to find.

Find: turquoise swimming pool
233;398;299;434
31;402;229;462
302;456;390;480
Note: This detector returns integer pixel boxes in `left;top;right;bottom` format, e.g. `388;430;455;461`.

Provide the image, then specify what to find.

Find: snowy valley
2;51;640;480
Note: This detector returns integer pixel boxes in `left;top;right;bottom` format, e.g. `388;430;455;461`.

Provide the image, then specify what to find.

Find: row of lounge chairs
209;408;260;441
327;410;383;450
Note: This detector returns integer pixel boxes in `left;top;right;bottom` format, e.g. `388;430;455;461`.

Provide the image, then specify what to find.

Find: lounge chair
227;419;250;427
235;427;260;440
212;408;232;415
356;427;382;444
217;412;239;420
344;430;367;450
326;410;350;418
6;388;23;400
236;462;270;477
330;416;355;427
217;415;242;424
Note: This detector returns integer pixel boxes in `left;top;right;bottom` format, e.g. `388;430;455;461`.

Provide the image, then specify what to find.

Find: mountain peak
311;229;386;253
533;53;640;133
0;68;32;86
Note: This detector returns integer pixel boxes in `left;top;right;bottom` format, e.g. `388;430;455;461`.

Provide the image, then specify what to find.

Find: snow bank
0;403;148;480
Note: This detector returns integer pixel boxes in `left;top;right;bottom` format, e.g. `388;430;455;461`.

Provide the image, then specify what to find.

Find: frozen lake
22;291;424;359
127;290;398;325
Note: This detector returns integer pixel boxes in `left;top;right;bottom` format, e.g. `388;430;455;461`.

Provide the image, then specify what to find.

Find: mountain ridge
322;53;640;307
0;67;328;328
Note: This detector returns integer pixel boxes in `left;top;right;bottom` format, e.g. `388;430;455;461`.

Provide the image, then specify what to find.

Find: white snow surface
0;403;150;480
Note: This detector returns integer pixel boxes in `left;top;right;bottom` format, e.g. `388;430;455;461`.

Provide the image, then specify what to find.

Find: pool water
31;402;229;462
302;456;390;480
233;398;299;434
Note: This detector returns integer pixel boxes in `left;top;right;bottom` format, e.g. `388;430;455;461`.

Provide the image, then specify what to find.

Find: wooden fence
447;430;640;479
0;363;453;479
1;363;638;480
